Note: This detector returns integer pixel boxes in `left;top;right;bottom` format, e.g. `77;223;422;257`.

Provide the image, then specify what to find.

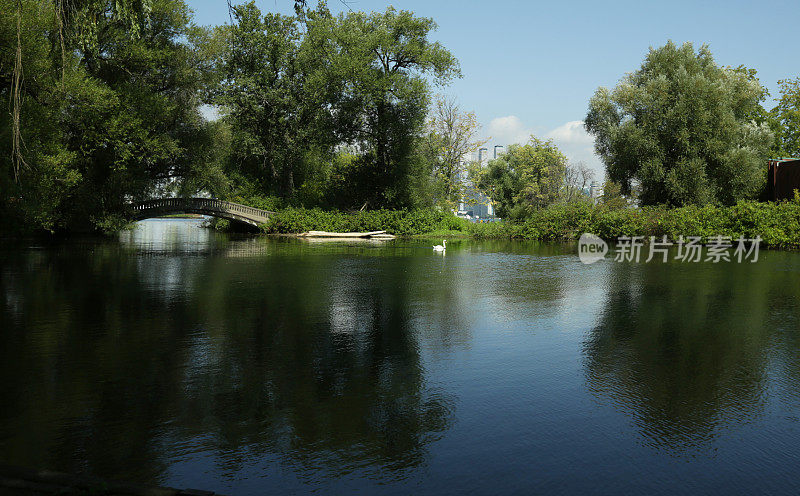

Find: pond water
2;219;800;495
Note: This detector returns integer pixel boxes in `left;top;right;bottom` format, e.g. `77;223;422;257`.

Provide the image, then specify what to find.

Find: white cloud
545;120;603;177
484;115;604;178
545;120;594;146
486;115;534;146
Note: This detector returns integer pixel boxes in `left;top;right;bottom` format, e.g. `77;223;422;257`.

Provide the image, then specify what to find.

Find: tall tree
1;0;215;232
312;5;460;208
585;41;773;206
8;0;153;179
475;137;568;218
770;78;800;158
425;96;486;208
216;2;333;200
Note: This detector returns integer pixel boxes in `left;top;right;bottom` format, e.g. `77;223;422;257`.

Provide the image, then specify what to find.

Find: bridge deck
130;198;274;226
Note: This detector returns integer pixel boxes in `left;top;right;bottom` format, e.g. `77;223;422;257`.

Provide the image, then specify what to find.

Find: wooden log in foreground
299;230;394;239
301;236;395;243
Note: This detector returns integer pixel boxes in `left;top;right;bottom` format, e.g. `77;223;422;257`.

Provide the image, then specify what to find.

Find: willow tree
7;0;152;179
585;41;773;206
309;5;461;208
215;2;343;201
1;0;215;232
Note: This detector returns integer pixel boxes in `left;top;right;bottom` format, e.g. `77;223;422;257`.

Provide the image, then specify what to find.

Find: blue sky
187;0;799;175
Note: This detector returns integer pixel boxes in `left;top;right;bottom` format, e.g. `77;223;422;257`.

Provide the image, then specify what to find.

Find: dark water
2;219;800;495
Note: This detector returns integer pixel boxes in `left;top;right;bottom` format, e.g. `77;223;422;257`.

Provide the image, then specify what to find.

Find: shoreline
5;199;800;251
0;464;225;496
2;229;798;252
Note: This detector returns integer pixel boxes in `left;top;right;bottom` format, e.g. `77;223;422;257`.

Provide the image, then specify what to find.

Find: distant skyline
187;0;799;177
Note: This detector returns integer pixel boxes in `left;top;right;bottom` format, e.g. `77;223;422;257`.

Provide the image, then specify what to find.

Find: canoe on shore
299;230;396;239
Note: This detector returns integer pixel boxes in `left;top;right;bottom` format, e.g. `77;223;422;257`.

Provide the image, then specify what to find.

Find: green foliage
216;3;330;199
585;41;773;206
599;180;630;210
6;0;797;245
474;137;568;219
260;208;469;235
175;119;233;198
230;194;284;212
769;78;800;158
425;96;486;208
2;0;463;233
1;0;218;233
308;4;460;209
211;218;231;231
215;3;460;210
259;200;800;249
330;4;458;208
465;201;800;249
474;159;523;219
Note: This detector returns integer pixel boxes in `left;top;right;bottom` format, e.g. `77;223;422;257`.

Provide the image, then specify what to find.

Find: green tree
1;0;216;232
475;137;568;219
215;3;459;209
310;5;460;208
425;96;486;208
7;0;153;180
599;179;628;209
216;3;335;200
770;78;800;158
72;0;217;224
585;41;773;207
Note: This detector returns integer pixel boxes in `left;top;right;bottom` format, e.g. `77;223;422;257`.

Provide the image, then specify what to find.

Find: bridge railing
131;198;275;221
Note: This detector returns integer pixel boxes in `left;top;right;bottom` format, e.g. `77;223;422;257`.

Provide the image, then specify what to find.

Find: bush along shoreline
258;208;470;236
256;201;800;249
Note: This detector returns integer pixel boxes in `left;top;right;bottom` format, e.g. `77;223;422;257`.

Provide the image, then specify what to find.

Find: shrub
230;194;284;212
260;208;464;236
255;201;800;249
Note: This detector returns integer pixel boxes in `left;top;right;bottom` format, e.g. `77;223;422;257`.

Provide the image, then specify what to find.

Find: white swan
433;239;446;252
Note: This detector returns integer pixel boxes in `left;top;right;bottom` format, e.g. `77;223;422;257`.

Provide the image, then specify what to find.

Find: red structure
767;158;800;201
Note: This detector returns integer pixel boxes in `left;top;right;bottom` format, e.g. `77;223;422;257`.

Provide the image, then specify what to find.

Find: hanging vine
11;0;27;182
9;0;152;182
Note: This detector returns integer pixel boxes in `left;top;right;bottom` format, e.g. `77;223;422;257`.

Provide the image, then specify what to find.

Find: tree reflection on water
0;234;459;485
583;256;800;453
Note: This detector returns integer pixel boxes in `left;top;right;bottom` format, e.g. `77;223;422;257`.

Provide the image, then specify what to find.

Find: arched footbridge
130;198;274;227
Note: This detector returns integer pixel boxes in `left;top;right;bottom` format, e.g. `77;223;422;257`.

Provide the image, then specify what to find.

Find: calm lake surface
2;219;800;494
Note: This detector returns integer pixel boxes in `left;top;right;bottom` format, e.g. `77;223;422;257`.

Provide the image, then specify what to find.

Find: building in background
456;145;506;220
589;181;604;203
767;158;800;201
477;147;489;167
